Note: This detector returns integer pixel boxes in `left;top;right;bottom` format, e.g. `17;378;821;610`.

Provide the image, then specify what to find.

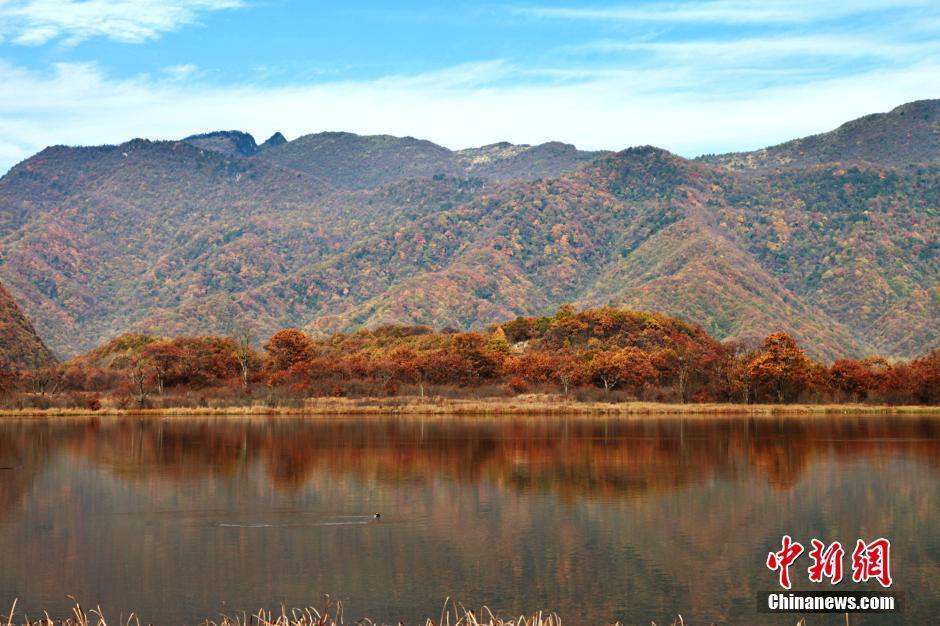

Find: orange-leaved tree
263;329;317;377
747;332;811;403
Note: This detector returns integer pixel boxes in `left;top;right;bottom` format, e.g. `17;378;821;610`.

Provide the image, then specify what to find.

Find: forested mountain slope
307;146;936;360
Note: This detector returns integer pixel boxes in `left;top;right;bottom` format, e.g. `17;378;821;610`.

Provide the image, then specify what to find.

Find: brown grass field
0;394;938;419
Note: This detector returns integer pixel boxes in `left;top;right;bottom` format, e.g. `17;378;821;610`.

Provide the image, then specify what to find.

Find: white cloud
567;35;937;63
0;1;935;177
0;0;244;45
162;63;202;81
0;57;939;174
522;0;932;25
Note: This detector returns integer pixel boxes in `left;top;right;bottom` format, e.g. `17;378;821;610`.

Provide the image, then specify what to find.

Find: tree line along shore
1;305;938;414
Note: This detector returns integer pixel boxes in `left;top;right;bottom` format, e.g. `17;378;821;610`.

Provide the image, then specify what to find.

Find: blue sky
0;0;939;172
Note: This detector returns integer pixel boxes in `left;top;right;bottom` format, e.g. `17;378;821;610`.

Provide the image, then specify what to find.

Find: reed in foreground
2;598;822;626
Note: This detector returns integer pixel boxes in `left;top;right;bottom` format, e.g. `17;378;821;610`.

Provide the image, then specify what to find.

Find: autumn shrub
645;385;678;403
24;394;53;410
64;392;85;409
573;386;610;403
205;394;257;409
506;376;529;394
379;380;398;396
262;388;305;408
333;380;373;398
85;394;102;411
112;391;133;410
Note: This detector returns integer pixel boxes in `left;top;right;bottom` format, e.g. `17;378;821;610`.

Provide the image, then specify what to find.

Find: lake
1;415;938;625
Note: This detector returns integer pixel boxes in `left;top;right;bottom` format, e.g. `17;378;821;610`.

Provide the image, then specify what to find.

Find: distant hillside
185;130;608;190
0;103;937;360
185;130;261;157
184;130;288;157
454;141;609;181
0;281;54;369
257;132;457;189
703;100;940;170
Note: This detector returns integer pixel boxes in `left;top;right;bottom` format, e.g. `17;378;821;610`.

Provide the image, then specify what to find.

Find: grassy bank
0;395;938;419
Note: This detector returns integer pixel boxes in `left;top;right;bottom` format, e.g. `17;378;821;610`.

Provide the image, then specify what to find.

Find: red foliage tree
264;329;317;375
747;333;812;403
910;349;940;404
829;359;874;401
141;340;187;394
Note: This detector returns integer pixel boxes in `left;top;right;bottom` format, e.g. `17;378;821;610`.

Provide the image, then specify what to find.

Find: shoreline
1;396;938;419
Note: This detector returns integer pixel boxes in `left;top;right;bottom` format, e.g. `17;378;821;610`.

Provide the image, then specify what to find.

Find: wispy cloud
521;0;931;25
162;63;203;81
0;0;244;46
568;36;936;62
0;1;937;172
528;1;940;98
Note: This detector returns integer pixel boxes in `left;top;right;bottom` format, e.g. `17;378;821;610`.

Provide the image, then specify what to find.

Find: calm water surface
0;415;938;625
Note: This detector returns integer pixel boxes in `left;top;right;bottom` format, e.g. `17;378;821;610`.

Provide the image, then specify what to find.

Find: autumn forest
2;304;938;412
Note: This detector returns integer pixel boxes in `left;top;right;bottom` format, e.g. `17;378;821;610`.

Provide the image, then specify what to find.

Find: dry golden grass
0;395;937;420
293;396;940;417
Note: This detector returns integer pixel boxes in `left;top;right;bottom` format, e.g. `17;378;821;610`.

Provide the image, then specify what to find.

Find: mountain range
0;100;937;361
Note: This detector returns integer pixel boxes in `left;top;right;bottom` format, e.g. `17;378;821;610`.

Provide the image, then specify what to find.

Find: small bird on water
373;513;381;519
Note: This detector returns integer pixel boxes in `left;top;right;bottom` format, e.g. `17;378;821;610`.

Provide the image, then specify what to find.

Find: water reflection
0;415;938;625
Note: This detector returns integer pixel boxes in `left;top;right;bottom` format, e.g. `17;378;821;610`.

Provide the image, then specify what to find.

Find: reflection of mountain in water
0;416;938;625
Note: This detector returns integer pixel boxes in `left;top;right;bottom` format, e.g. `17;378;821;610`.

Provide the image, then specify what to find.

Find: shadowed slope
0;281;54;368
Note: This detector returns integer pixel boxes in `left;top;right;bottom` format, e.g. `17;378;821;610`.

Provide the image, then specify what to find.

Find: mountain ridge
702;99;940;170
182;129;610;190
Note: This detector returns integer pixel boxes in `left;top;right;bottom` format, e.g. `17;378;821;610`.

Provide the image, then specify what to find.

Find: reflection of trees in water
0;416;938;625
0;430;46;514
3;416;939;501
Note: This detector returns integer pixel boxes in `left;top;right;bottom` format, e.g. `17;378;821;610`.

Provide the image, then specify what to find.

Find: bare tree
555;358;581;396
30;367;64;396
231;319;257;389
128;359;150;408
